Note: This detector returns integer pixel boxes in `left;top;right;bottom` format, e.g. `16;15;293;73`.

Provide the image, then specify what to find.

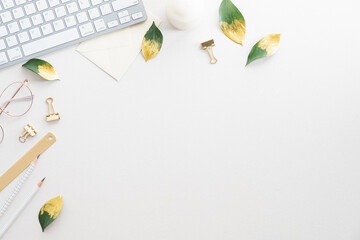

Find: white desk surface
1;0;360;239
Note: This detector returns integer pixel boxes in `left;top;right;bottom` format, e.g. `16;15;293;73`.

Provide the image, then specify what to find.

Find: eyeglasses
0;80;34;144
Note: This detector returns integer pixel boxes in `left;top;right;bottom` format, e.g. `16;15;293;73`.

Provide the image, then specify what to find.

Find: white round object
167;0;203;30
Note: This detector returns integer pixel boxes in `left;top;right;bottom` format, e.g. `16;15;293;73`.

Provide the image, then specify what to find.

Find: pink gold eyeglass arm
0;80;31;116
0;96;34;114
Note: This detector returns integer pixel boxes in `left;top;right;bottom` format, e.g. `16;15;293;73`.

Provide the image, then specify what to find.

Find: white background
1;0;360;239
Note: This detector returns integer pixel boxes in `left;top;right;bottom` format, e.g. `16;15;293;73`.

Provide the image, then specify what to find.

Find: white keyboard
0;0;147;70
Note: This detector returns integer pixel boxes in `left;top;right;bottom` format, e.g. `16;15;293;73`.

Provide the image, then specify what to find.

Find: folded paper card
76;12;161;81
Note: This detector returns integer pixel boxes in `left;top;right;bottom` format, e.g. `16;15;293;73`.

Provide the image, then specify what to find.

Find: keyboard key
53;19;65;31
0;26;8;37
48;0;60;7
100;3;111;15
118;10;128;18
2;0;15;9
0;11;13;23
0;52;8;65
0;39;6;50
15;0;26;5
36;0;48;11
31;14;43;25
6;35;18;47
12;7;24;19
8;22;20;33
64;15;76;27
88;7;100;19
76;12;88;23
132;12;143;20
119;16;130;24
94;18;106;32
18;31;30;43
111;0;138;11
29;27;41;39
55;6;67;17
78;0;90;9
43;10;55;22
41;23;53;35
7;47;22;61
19;18;31;30
79;23;94;36
24;3;36;15
66;2;79;14
91;0;102;5
22;28;80;56
107;20;118;28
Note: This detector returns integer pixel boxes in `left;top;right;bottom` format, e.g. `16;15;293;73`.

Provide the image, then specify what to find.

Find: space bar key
22;28;80;56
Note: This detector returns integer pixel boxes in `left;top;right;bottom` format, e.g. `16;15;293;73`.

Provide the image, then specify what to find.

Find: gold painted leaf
23;59;60;80
219;0;246;45
39;196;63;232
142;22;163;62
246;34;281;66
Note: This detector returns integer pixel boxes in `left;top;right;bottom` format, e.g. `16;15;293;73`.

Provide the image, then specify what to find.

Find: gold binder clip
19;124;37;143
201;39;218;64
46;97;60;122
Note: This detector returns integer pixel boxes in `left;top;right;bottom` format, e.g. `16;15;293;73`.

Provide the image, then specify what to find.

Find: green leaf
142;22;163;62
246;34;281;66
39;196;63;232
219;0;246;45
22;59;60;80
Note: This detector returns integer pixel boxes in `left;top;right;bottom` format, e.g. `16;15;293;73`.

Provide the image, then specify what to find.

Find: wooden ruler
0;132;56;192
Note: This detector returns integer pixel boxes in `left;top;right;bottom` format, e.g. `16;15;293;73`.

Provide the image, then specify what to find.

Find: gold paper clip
19;124;37;143
201;39;218;64
46;97;60;122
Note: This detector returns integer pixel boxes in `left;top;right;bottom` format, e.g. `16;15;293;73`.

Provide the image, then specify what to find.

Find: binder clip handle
46;97;55;114
205;47;218;64
19;133;28;143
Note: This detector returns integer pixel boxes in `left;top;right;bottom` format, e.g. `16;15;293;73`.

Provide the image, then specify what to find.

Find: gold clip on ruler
0;132;56;192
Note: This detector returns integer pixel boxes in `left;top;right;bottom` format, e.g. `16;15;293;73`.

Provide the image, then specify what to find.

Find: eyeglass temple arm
0;96;34;114
0;81;29;116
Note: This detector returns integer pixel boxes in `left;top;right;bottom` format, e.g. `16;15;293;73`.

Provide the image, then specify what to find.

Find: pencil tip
33;155;40;164
37;177;46;187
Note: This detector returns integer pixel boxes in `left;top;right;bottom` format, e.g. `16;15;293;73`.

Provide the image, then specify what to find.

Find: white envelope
76;12;161;81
